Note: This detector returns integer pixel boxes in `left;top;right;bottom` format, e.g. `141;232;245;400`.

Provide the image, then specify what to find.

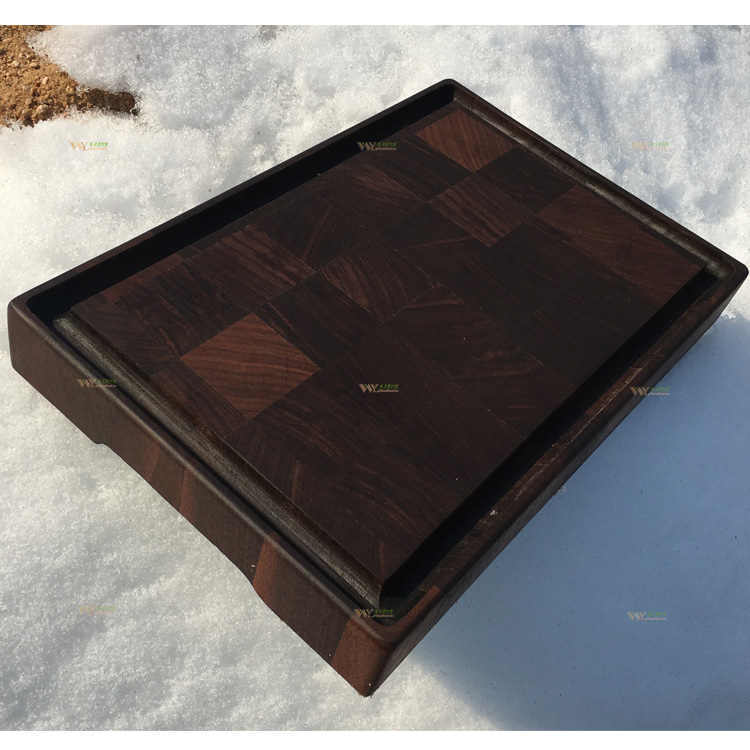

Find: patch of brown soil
0;25;137;128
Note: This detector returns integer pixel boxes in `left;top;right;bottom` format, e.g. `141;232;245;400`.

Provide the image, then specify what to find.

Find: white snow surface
1;25;749;729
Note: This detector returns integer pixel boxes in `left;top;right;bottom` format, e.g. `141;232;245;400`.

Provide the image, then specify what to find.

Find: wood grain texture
431;173;533;246
257;274;378;366
317;158;423;232
249;184;369;269
12;79;743;697
537;185;704;305
306;440;463;586
416;108;516;171
387;285;505;376
453;339;576;436
477;146;576;211
320;237;437;323
65;96;707;604
184;223;315;309
182;314;319;420
358;133;471;200
377;204;487;282
151;360;248;440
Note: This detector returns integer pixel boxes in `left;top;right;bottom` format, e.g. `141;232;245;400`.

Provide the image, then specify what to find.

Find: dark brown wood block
181;314;319;421
453;339;577;436
183;223;315;309
376;204;487;282
416;108;515;171
431;173;533;246
257;275;378;366
248;184;369;269
228;350;402;506
537;185;703;305
317;157;423;232
357;133;471;200
387;285;505;376
477;146;576;211
320;236;437;323
307;440;464;587
151;360;247;440
9;80;746;698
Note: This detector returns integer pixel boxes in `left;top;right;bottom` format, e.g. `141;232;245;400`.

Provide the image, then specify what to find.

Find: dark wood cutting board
9;80;746;695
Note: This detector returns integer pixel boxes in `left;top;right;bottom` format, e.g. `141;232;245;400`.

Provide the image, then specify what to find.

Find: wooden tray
9;79;747;695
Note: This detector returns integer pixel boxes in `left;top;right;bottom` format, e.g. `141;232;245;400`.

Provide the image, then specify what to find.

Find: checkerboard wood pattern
69;102;705;606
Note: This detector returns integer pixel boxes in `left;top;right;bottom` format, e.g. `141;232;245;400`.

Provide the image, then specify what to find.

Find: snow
1;25;749;729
